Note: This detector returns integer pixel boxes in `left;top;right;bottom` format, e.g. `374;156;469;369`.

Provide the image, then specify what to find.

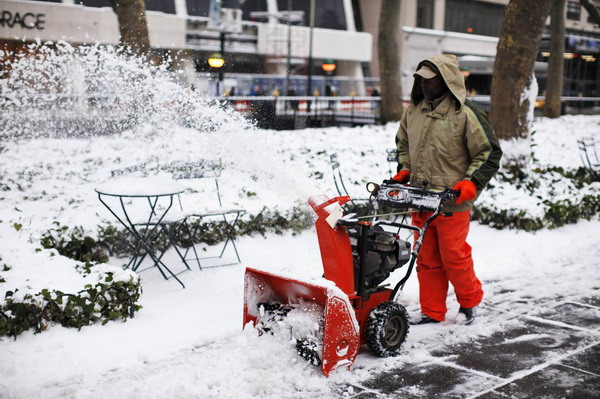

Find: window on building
275;0;347;30
189;0;262;19
77;0;175;13
187;0;209;17
417;0;435;29
145;0;176;14
315;0;346;30
445;0;505;37
275;0;308;26
352;0;364;31
222;0;241;7
241;0;268;20
567;1;581;20
74;0;110;7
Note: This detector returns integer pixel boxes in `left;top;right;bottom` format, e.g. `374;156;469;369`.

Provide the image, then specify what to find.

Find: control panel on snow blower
366;180;458;212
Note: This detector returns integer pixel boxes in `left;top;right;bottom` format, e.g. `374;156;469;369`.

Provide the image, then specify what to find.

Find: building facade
357;0;600;97
0;0;372;95
1;0;599;98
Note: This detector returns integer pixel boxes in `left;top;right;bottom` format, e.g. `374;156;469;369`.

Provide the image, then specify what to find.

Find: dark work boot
410;313;441;325
457;307;477;325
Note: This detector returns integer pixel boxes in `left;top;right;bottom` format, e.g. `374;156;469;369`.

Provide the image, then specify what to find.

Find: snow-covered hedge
475;128;600;231
0;268;141;338
475;166;599;231
0;223;142;339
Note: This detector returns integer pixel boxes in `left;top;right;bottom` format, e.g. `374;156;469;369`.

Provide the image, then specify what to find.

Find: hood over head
410;54;467;111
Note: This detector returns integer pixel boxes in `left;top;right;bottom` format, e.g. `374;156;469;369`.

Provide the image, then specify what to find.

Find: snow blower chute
243;181;457;376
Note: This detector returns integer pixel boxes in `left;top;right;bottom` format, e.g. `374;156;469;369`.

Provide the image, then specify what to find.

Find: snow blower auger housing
243;181;457;376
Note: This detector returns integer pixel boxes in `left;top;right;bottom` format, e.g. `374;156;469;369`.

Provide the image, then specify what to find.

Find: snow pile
254;300;325;365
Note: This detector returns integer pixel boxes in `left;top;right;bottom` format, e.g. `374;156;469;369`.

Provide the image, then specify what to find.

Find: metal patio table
95;175;188;288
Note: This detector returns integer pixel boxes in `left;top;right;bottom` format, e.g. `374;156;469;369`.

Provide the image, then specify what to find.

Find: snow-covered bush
0;265;141;338
475;128;600;231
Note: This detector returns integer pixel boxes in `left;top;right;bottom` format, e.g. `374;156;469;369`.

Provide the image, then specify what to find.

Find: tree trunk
490;0;552;139
109;0;152;58
543;0;566;118
378;0;404;123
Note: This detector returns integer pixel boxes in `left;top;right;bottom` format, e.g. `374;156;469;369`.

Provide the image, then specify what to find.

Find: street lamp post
282;0;291;97
322;59;336;89
306;0;315;111
208;52;225;96
219;31;225;94
322;59;336;110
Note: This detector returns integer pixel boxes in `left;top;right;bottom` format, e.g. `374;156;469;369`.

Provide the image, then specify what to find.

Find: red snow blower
243;181;457;376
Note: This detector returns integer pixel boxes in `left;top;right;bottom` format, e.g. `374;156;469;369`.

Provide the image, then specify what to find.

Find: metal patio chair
165;160;246;270
577;137;600;179
387;148;400;177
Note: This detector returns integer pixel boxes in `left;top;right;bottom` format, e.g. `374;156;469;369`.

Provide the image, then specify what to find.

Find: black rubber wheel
366;301;410;357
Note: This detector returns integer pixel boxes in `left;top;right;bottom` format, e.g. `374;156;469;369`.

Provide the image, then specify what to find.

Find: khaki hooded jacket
396;54;502;213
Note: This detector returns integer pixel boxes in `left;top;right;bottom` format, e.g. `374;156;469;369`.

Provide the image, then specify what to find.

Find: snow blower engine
243;181;457;376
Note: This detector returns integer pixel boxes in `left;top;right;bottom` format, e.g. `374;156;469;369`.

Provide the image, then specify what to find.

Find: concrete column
174;0;188;17
433;0;446;31
401;0;418;26
336;61;366;96
359;0;381;77
266;0;279;24
343;0;357;31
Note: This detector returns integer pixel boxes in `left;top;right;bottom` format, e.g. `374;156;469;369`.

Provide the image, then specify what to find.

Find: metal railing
2;93;598;134
213;95;383;129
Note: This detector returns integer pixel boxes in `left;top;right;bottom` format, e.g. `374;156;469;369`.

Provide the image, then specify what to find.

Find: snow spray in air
0;41;252;141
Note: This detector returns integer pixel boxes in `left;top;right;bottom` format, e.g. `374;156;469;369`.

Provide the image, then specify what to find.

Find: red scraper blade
243;267;360;376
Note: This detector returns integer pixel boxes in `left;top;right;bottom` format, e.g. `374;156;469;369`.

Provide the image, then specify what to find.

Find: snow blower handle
435;188;460;217
446;187;461;199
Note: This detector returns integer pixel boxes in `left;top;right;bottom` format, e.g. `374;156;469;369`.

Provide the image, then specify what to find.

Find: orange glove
392;170;411;184
453;180;477;205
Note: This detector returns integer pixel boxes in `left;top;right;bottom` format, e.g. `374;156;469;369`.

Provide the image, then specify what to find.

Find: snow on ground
0;114;599;398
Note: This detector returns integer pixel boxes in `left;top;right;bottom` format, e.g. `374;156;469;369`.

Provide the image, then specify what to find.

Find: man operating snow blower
393;54;502;325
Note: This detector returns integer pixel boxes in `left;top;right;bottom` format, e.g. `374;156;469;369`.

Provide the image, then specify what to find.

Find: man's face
421;75;446;101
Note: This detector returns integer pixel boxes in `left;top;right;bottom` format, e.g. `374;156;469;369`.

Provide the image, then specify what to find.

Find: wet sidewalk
349;294;600;398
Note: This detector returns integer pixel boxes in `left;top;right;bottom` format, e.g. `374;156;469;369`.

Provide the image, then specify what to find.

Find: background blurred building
1;0;599;98
357;0;600;97
0;0;372;96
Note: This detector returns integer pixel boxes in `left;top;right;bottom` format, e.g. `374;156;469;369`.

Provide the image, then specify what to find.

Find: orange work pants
412;210;483;322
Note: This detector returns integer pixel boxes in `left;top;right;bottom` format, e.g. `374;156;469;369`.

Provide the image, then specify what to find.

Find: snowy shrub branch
475;161;600;231
0;266;141;339
40;207;314;264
